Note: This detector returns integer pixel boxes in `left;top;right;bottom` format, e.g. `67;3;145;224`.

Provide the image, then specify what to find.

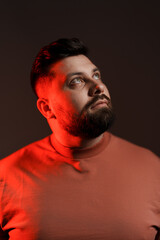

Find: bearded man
0;38;160;240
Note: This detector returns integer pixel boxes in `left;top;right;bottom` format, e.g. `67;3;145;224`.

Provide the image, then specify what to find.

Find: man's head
31;38;115;139
31;38;88;97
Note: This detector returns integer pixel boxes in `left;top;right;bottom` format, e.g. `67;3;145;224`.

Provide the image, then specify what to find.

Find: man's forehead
49;55;97;77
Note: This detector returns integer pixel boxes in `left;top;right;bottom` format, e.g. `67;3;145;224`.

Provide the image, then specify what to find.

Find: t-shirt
0;132;160;240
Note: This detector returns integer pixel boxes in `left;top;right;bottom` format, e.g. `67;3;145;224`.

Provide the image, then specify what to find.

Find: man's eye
93;72;100;80
70;77;83;85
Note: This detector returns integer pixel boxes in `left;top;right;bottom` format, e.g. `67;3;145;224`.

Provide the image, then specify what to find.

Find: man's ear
37;98;56;119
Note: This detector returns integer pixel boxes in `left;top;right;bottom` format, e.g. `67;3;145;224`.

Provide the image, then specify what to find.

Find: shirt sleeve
0;168;7;239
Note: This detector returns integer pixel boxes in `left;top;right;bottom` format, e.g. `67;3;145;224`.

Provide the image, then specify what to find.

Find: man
0;38;160;240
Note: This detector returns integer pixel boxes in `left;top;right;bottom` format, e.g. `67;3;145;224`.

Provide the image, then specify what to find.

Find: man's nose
88;82;105;96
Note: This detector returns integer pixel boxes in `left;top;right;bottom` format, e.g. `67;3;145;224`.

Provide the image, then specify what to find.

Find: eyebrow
66;67;100;79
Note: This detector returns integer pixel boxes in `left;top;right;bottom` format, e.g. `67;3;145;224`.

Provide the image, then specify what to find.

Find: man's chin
61;105;115;139
77;108;115;138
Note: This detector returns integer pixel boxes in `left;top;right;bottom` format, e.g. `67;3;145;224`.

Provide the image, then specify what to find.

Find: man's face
46;54;114;138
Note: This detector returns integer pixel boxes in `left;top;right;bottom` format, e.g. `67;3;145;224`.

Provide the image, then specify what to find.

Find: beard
59;94;115;139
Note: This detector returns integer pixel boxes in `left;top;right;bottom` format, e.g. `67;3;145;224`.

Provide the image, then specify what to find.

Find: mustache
82;94;111;113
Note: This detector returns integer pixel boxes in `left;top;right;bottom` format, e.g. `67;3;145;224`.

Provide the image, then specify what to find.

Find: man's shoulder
110;133;159;164
0;135;53;172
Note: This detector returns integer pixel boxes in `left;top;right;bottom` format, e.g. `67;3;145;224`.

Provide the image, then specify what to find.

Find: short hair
30;38;88;97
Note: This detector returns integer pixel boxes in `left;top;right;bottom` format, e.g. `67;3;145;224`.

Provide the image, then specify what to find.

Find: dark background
0;0;159;158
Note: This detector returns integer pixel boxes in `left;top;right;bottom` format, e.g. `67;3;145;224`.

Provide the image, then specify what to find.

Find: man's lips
91;99;108;109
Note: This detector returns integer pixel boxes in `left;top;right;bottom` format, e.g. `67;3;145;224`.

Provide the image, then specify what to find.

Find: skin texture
37;54;111;148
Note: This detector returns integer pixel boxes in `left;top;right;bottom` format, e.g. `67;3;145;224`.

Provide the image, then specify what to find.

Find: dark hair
30;38;88;96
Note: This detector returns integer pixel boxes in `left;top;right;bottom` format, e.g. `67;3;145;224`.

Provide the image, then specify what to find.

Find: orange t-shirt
0;132;160;240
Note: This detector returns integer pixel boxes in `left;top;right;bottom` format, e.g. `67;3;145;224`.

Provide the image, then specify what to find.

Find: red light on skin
37;55;110;149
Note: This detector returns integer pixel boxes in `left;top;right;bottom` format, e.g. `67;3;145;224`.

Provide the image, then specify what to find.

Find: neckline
49;132;111;159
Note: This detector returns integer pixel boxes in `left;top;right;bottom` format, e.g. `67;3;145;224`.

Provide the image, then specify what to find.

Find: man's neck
50;129;104;150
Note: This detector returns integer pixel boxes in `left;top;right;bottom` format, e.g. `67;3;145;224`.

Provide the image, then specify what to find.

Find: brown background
0;0;159;158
